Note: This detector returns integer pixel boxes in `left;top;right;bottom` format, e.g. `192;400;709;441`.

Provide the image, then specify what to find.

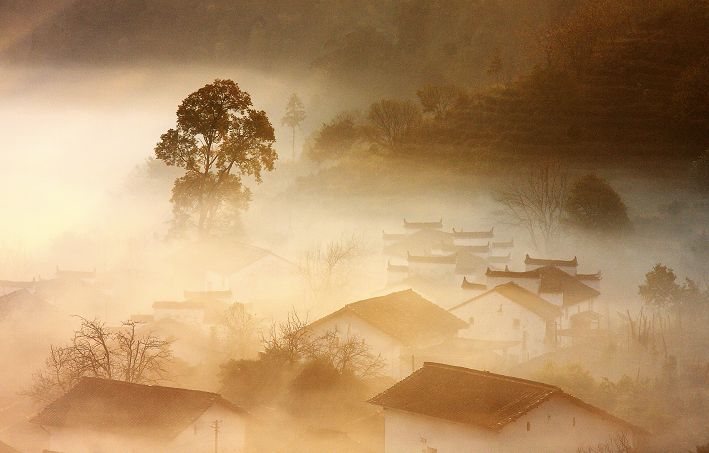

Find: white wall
451;291;553;362
382;396;637;453
153;307;205;324
308;312;412;379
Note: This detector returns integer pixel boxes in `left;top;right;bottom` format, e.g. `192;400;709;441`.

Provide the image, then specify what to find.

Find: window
526;421;531;431
498;304;503;313
513;318;520;329
468;316;475;325
573;417;576;427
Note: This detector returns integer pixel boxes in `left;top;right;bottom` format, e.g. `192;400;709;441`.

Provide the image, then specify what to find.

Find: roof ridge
421;362;561;391
78;377;221;397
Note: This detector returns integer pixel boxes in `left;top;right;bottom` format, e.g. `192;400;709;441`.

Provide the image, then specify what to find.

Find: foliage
367;99;421;150
282;93;306;160
565;174;631;233
416;84;463;119
154;79;276;237
638;264;680;308
307;112;363;162
496;163;568;251
534;361;597;401
215;303;260;360
299;233;368;306
577;432;635;453
27;317;173;404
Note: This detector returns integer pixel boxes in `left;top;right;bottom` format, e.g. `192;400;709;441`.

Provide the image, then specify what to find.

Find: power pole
211;419;221;453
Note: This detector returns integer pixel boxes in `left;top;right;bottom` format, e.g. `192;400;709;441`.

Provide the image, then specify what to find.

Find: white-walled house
406;253;458;284
451;228;494;247
31;377;247;453
370;362;647;453
450;282;561;362
306;289;466;379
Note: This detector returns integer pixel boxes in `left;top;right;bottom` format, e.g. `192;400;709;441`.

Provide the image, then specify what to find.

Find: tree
416;84;463;118
282;93;306;161
367;99;421;150
155;79;277;237
496;163;568;251
27;317;172;403
486;50;504;83
307;111;362;162
565;174;631;233
639;264;680;308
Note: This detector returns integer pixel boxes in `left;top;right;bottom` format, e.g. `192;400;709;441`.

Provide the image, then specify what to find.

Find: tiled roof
460;277;486;291
576;272;602;281
439;242;490;254
524;254;578;267
31;377;244;439
485;267;539;279
536;267;600;306
452;227;494;239
369;362;645;434
450;283;562;320
308;290;466;346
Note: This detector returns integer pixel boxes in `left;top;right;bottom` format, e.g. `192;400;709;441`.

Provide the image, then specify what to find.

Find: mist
1;1;708;453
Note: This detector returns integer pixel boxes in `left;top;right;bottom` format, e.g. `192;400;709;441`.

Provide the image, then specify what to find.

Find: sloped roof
452;227;494;239
525;255;578;267
536;267;600;306
0;289;55;319
369;362;645;434
382;231;406;240
576;272;602;281
450;282;562;320
461;277;486;291
31;378;244;439
407;252;457;265
439;242;490;254
308;290;465;346
0;440;22;453
152;301;204;310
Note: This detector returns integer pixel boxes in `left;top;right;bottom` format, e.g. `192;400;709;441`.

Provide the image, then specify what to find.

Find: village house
450;282;561;361
451;227;494;247
306;290;466;379
31;377;247;453
369;362;647;453
525;254;578;275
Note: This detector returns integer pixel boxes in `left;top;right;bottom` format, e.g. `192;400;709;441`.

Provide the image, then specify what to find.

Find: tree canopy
565;174;631;233
155;79;276;236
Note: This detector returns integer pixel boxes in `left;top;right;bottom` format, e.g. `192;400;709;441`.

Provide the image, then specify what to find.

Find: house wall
498;394;636;452
382;396;637;453
307;312;412;379
43;403;245;453
383;408;496;453
408;262;457;283
539;291;563;307
386;269;409;286
451;292;553;362
453;237;490;247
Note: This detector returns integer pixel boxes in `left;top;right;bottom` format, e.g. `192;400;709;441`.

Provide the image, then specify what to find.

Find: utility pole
211;419;221;453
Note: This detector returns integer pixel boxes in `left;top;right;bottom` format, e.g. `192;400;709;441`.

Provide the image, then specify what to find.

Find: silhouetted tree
416;84;463;118
496;163;568;251
308;111;362;162
155;79;276;237
282;93;306;160
565;174;631;233
27;317;172;403
367;99;420;150
639;264;680;309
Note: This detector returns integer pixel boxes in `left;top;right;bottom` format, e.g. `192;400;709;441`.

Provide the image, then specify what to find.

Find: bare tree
299;233;368;306
282;93;306;160
218;303;260;359
496;163;568;251
261;310;384;378
27;317;173;403
367;99;421;149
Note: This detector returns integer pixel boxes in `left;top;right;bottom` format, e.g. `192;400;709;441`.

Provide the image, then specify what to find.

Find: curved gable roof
450;282;561;320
